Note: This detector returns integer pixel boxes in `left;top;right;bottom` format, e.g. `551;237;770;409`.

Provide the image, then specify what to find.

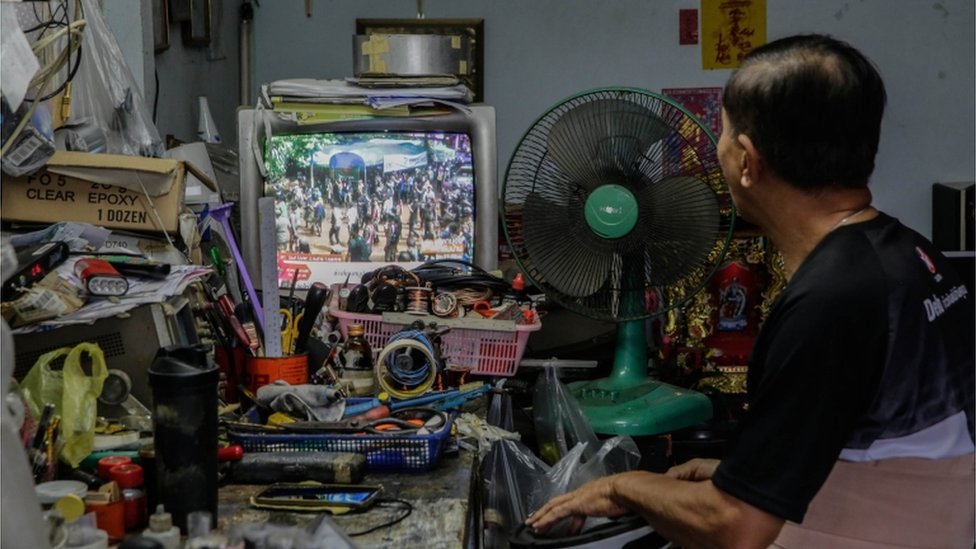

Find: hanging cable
1;1;86;157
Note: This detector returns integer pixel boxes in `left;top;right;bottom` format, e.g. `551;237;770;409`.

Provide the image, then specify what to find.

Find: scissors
280;308;304;355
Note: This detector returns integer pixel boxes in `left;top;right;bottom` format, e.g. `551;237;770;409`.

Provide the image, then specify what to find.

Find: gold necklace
830;206;871;232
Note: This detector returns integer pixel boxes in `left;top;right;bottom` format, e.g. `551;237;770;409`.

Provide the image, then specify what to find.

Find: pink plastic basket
328;286;540;376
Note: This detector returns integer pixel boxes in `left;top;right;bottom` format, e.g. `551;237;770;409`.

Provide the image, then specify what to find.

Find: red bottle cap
512;272;525;291
97;455;132;479
108;463;144;488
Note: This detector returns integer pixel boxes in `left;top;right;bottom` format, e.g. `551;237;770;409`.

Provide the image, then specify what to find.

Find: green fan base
567;320;712;436
569;378;712;436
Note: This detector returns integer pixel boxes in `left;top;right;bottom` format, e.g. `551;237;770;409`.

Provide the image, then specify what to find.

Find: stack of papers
12;260;212;334
260;78;473;111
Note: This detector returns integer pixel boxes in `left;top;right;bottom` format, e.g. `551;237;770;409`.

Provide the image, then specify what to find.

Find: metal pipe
239;1;254;107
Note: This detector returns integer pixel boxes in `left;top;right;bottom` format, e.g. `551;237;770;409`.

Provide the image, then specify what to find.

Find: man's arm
525;469;784;549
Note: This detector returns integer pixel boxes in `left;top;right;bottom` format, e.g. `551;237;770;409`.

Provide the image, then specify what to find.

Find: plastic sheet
67;0;162;156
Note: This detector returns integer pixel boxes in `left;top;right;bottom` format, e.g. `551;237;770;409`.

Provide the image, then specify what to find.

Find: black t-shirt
711;213;975;522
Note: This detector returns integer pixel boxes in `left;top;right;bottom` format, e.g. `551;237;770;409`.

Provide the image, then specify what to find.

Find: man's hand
524;473;634;535
665;458;720;482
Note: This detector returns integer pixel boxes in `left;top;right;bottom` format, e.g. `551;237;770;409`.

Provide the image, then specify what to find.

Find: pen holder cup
246;354;309;393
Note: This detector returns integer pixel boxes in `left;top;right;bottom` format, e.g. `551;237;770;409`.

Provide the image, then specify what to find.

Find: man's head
722;34;886;191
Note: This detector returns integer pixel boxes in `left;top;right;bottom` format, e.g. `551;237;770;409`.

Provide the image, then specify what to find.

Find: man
346;224;371;262
526;34;974;548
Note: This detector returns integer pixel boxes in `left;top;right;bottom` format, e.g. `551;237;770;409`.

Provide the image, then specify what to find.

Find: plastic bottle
196;96;221;144
109;463;147;531
183;511;226;549
340;324;375;396
140;505;180;549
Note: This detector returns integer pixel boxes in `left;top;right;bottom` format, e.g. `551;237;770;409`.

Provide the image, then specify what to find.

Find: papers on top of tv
260;78;473;110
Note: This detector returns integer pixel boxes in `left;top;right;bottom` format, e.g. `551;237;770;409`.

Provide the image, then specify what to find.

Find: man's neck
759;183;874;280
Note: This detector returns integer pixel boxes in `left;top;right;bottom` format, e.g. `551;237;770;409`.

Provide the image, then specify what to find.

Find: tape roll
376;338;437;399
54;123;106;153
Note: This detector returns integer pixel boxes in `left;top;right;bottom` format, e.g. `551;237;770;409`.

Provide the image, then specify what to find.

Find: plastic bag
532;365;601;465
21;342;107;467
483;366;644;540
483;436;642;541
483;439;552;542
541;436;641;506
67;0;163;156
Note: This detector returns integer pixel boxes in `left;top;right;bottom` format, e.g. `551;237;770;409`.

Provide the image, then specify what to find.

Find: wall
150;0;241;146
163;0;974;237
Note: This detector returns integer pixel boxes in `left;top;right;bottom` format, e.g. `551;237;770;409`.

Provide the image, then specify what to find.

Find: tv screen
238;105;498;295
263;131;476;288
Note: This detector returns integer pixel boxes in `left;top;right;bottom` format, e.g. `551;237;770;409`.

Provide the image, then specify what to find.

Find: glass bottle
340;324;375;396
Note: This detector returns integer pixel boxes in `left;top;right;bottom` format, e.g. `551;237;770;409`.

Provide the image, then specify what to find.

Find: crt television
238;105;498;290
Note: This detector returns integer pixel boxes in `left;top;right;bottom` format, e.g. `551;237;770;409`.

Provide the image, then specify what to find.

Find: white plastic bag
68;0;162;156
532;365;601;464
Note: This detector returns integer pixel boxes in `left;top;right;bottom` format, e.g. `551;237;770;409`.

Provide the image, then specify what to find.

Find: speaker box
932;182;975;251
13;296;200;416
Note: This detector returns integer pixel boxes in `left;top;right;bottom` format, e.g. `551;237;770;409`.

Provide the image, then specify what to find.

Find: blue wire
384;330;436;387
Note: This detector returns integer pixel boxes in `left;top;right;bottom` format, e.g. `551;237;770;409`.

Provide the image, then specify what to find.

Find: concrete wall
152;0;974;237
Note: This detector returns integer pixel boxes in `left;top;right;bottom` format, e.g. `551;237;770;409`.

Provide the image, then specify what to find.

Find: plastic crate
328;286;540;377
227;414;453;474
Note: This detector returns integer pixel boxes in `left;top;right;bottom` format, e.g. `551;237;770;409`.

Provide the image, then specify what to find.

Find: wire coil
404;287;432;315
376;329;439;398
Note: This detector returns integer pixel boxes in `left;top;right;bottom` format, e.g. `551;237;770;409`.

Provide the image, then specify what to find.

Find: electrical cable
1;5;86;157
25;43;82;104
152;68;160;123
346;498;414;537
376;330;439;399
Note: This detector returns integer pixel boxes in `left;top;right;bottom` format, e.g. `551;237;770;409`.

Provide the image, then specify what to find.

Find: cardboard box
164;143;222;206
1;150;216;233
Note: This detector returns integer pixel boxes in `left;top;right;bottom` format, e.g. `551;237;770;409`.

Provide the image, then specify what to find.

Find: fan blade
546;98;672;189
522;192;610;298
636;175;721;285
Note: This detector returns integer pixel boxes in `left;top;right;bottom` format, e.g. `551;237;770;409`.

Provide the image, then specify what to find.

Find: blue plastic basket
227;413;453;473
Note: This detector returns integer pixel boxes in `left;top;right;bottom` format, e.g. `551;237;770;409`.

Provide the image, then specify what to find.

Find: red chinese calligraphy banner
701;0;767;70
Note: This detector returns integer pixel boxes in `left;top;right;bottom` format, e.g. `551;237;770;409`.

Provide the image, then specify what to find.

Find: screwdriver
293;282;329;354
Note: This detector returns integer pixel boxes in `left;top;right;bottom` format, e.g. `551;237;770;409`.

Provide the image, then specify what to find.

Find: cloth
712;213;975;524
772;453;975;548
255;381;346;422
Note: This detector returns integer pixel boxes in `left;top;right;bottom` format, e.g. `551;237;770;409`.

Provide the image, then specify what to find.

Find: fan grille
503;88;734;321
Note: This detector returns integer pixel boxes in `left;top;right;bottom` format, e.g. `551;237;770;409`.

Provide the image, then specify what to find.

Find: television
238;105;498;291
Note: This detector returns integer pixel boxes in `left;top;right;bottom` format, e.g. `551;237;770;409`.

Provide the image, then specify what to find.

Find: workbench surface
217;449;477;548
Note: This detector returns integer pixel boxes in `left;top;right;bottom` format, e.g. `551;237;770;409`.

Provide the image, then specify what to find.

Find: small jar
340;324;375;396
97;455;131;480
109;464;146;531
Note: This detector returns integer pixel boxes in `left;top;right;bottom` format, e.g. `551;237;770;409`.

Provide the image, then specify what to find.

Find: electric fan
503;88;735;435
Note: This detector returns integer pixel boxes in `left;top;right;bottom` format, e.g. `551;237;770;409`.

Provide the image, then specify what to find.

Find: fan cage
502;87;735;322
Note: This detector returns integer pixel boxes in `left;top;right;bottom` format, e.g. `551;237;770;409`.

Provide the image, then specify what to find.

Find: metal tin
353;34;472;76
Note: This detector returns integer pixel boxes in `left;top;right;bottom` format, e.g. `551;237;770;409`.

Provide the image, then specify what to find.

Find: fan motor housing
584;184;639;239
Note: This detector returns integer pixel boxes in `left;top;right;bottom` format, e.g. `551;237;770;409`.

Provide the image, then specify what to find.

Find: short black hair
722;34;886;190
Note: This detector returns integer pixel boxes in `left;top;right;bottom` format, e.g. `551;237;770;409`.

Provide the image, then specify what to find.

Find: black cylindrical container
148;345;218;534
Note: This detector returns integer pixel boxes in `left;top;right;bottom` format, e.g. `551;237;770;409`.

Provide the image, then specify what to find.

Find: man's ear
736;133;762;188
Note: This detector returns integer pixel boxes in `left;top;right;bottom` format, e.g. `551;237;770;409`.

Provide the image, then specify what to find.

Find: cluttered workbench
218;449;479;548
